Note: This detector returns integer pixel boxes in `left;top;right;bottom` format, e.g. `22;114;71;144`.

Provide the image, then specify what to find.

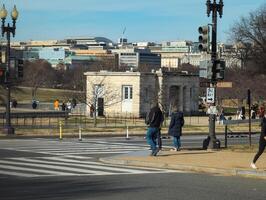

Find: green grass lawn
0;86;83;103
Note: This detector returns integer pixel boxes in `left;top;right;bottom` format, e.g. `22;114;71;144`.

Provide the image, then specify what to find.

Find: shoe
170;148;177;151
151;148;159;156
250;163;257;169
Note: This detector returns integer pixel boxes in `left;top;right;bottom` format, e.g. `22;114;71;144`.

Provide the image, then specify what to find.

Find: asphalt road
1;172;265;200
0;137;264;200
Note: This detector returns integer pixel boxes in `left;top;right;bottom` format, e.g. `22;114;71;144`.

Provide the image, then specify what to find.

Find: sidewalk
100;149;266;179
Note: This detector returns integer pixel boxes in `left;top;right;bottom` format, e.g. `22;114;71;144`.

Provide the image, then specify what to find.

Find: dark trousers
253;137;266;163
152;129;162;149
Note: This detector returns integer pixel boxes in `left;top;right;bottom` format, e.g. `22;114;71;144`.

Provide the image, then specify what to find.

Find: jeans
146;127;160;152
173;136;181;149
153;129;162;149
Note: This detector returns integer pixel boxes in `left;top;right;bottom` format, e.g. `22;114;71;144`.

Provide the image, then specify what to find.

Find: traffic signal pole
206;0;223;149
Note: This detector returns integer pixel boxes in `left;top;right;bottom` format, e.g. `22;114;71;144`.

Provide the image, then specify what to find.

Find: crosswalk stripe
0;164;76;176
0;160;113;175
0;169;39;177
11;157;153;174
38;151;130;155
38;149;136;153
6;146;144;151
0;139;176;177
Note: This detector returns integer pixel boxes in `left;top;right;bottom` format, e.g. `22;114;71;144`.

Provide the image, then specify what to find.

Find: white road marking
0;160;113;175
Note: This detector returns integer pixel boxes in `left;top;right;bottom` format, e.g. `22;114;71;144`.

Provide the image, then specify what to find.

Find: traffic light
198;25;210;52
17;59;23;78
214;60;225;80
0;67;5;84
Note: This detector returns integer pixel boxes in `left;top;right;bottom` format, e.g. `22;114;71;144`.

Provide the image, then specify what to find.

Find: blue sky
2;0;265;43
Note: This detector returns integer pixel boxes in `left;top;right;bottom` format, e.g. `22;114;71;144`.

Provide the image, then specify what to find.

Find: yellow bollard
59;121;63;140
126;126;130;140
78;126;82;141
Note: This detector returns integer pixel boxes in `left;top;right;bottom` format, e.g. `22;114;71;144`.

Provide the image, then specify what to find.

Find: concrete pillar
156;70;164;107
179;86;183;112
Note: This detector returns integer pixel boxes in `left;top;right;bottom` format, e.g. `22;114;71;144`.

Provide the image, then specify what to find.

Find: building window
123;85;133;100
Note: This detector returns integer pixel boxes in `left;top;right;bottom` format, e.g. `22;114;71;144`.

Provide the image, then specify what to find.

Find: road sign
206;87;215;103
217;82;232;88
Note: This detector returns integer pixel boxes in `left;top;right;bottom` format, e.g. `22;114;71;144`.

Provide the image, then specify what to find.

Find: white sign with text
206;87;215;103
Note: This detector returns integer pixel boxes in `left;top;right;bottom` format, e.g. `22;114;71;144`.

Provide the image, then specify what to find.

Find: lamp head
0;4;7;20
11;5;18;20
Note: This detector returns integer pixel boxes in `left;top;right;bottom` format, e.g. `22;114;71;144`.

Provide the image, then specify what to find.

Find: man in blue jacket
145;102;164;156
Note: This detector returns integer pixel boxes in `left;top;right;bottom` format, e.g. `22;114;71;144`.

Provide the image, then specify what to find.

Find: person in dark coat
32;100;37;109
251;115;266;169
145;101;164;156
168;105;184;151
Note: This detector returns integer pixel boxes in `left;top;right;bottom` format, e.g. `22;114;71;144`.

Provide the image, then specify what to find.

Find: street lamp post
206;0;223;149
0;4;19;135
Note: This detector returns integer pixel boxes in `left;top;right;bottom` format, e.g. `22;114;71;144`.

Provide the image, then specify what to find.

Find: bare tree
229;4;266;73
86;76;122;127
22;60;57;99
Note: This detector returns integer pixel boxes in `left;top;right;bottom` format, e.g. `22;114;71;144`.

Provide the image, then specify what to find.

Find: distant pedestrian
90;104;95;117
12;99;17;108
54;99;59;111
240;106;246;120
66;100;72;111
251;109;256;119
251;115;266;169
258;104;265;119
168;105;184;151
72;98;77;108
32;100;37;109
145;101;164;156
61;102;66;111
218;107;226;124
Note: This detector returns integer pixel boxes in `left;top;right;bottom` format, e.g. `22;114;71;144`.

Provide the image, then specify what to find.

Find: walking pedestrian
250;115;266;169
145;101;164;156
61;102;66;111
12;99;17;108
66;100;72;111
218;107;226;124
72;98;77;108
32;100;37;109
251;109;256;119
168;105;184;151
54;99;59;111
258;104;265;118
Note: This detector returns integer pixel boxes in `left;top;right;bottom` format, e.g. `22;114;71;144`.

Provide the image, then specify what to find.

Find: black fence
0;111;69;129
0;111;224;129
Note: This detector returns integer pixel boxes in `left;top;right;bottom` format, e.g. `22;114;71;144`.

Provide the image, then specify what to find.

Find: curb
100;157;266;179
